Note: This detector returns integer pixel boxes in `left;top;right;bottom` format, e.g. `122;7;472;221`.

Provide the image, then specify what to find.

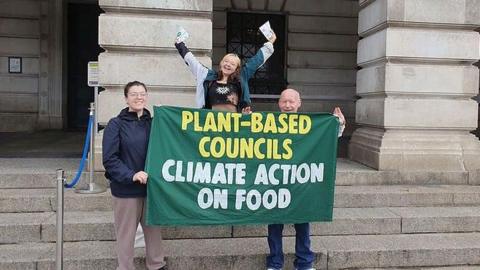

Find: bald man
266;88;345;270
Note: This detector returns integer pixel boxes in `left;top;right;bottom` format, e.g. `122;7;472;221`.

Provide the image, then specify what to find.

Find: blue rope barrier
64;114;93;188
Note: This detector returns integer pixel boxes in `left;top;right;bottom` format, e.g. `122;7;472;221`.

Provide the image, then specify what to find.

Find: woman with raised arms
175;28;276;113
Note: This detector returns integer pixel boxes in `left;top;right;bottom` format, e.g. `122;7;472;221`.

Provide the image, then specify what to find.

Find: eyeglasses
128;92;147;98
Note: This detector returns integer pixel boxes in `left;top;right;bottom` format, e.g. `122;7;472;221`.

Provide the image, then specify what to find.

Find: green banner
145;106;339;226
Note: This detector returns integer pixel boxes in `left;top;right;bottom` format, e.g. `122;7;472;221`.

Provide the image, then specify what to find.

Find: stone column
38;0;63;129
95;0;213;169
349;0;480;182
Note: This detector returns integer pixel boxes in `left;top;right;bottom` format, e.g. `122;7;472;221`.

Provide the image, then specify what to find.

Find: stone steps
0;158;94;189
2;206;480;244
0;158;471;189
1;233;480;269
0;188;112;213
0;170;469;188
0;171;107;189
3;185;480;213
359;268;480;270
2;158;479;269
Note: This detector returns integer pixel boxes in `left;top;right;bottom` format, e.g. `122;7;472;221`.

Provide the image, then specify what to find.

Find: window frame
225;10;288;98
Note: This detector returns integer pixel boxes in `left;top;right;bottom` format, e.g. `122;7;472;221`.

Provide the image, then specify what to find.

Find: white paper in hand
176;26;189;43
259;21;274;40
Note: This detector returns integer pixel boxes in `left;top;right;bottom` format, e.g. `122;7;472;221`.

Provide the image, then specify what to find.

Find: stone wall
0;0;41;131
97;0;213;125
95;0;213;169
350;0;480;181
0;0;62;132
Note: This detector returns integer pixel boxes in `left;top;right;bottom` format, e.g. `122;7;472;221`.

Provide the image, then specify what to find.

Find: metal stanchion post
56;169;65;270
94;86;98;135
76;102;106;194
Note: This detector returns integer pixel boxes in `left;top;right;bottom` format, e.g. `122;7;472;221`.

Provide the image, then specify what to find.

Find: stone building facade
1;0;480;180
0;0;63;131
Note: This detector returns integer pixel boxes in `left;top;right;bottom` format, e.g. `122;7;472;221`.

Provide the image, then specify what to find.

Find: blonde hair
219;53;241;82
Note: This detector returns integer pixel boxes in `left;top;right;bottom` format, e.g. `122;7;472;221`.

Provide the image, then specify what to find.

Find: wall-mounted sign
8;57;22;73
87;61;99;87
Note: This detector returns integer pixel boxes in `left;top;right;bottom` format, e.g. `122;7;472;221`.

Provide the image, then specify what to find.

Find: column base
349;128;480;183
0;113;37;132
37;115;63;130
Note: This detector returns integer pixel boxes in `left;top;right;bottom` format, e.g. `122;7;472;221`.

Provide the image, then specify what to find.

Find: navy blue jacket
102;107;151;198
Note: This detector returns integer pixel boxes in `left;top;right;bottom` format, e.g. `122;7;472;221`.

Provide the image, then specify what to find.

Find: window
227;12;286;95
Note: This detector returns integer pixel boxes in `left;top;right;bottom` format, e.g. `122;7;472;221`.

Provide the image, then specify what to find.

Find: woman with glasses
175;31;277;113
102;81;166;270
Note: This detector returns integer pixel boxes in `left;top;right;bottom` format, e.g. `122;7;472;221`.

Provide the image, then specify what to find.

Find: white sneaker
295;268;315;270
267;268;282;270
133;224;145;248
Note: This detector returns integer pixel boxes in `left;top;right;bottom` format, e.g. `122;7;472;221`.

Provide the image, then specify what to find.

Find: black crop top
207;81;240;107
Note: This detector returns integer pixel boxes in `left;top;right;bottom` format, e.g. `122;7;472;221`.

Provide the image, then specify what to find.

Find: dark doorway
67;3;103;129
227;12;286;95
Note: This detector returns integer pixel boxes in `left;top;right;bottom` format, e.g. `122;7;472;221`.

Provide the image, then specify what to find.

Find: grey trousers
112;196;166;270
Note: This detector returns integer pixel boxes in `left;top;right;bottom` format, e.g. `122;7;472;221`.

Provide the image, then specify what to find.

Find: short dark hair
124;81;147;97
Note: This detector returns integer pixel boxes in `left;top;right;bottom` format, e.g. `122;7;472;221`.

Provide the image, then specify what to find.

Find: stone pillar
95;0;213;169
38;0;63;129
349;0;480;182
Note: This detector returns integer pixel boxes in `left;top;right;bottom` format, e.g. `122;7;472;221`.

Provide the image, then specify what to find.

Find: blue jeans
266;223;314;270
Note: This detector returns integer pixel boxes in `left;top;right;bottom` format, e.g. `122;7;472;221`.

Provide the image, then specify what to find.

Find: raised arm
333;107;346;137
175;42;209;82
175;41;215;108
242;33;276;80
